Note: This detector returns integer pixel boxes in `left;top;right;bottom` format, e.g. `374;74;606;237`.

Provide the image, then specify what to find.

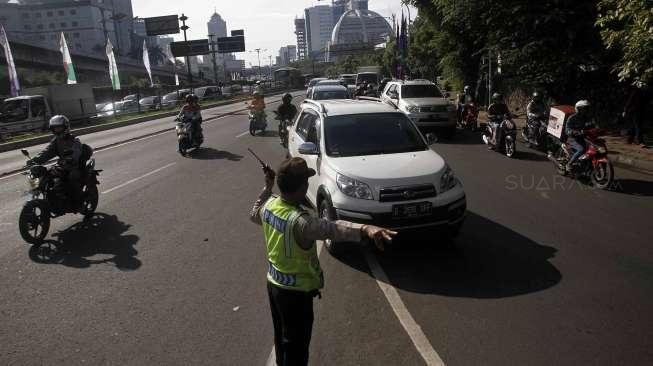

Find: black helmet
185;94;194;104
492;93;504;102
282;93;292;103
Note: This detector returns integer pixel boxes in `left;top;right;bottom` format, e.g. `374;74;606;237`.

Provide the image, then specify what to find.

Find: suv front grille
379;184;437;202
419;105;448;113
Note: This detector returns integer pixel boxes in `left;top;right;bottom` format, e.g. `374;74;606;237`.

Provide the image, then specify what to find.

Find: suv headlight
405;105;419;113
439;165;457;193
336;174;374;200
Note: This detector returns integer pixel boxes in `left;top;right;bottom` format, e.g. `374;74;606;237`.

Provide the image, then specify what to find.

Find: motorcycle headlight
405;105;419;113
439;165;457;193
598;146;607;154
336;174;374;200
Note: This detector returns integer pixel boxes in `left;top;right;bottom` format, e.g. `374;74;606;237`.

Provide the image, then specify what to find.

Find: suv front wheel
318;199;340;255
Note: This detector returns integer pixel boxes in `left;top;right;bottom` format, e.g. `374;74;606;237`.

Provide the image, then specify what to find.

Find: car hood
401;97;449;106
327;150;446;188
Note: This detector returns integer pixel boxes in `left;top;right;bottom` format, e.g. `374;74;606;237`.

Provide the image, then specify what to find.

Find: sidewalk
483;111;653;174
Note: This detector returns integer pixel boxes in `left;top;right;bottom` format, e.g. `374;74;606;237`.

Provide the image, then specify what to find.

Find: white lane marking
236;131;250;138
101;162;176;195
265;241;324;366
364;249;445;366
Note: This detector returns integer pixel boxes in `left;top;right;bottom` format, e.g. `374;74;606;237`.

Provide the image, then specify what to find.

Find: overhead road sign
170;39;210;57
144;15;180;36
217;36;245;53
231;29;244;37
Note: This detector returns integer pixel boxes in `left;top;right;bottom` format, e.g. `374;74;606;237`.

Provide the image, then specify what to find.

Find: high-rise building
304;5;334;59
207;11;227;38
277;45;296;67
294;18;306;60
108;0;133;57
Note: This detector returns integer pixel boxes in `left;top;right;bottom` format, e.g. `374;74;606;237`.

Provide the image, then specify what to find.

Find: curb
611;155;653;175
0;97;288;178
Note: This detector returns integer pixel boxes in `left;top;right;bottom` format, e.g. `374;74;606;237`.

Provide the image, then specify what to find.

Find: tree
597;0;653;84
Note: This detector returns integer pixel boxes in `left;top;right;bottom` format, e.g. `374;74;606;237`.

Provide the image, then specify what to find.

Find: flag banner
168;46;179;86
143;40;153;87
0;26;21;96
59;32;77;84
106;38;121;90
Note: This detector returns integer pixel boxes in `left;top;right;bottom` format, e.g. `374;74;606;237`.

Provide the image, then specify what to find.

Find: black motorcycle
175;116;203;156
482;114;517;158
18;148;101;244
273;111;291;148
522;114;549;150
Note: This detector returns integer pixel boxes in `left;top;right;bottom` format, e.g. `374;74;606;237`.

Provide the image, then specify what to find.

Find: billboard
231;29;244;37
144;15;180;36
217;36;245;53
170;39;210;57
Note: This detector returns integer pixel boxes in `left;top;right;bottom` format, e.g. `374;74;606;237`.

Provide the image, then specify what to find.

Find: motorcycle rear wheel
19;199;51;244
553;148;567;176
591;161;614;190
505;139;516;158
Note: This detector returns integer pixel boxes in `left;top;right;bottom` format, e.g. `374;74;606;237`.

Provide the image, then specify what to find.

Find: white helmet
49;115;70;135
575;100;590;112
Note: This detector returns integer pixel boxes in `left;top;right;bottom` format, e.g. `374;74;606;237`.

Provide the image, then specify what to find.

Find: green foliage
597;0;653;84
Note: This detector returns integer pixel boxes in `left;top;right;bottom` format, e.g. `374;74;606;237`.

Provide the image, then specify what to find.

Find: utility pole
268;55;273;87
208;34;218;83
252;48;264;81
488;49;492;108
180;14;192;89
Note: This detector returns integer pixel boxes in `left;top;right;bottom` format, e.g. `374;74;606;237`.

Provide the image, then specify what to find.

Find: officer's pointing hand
362;225;398;251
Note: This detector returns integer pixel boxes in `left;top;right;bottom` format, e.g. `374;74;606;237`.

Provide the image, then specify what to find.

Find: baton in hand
247;148;272;172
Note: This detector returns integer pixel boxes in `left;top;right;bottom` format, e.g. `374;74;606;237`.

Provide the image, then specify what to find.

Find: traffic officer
250;157;396;366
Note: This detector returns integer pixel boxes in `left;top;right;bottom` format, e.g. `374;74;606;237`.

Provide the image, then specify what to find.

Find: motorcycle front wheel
81;184;99;217
591;161;614;190
505;138;516;158
19;199;51;244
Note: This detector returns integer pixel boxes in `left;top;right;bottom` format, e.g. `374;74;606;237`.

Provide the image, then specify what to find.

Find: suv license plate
392;202;432;219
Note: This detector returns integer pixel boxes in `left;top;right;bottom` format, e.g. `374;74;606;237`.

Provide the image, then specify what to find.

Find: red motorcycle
549;128;614;189
458;102;479;131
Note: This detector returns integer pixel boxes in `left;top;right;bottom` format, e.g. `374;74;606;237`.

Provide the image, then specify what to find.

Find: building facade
304;5;334;60
294;18;306;61
277;45;296;67
0;0;118;57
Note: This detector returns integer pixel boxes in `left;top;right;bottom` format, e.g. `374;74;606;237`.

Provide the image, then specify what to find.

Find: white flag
143;40;153;87
59;32;77;84
106;38;120;90
168;45;179;86
0;26;20;96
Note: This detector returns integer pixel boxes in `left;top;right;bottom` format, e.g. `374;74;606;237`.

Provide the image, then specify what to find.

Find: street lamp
249;48;266;81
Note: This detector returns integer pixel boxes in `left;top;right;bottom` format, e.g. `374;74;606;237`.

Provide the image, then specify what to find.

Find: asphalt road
1;98;652;366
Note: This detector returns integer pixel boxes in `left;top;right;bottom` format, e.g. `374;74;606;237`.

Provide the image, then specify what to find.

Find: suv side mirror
298;142;319;155
426;133;438;145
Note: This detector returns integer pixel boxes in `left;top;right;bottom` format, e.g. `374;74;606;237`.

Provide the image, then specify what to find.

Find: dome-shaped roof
331;9;391;46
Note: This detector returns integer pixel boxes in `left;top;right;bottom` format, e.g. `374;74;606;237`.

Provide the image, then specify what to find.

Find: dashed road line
101;162;176;195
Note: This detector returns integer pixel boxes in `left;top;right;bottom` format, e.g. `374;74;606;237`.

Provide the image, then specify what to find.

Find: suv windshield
325;113;427;157
401;85;443;98
314;90;348;100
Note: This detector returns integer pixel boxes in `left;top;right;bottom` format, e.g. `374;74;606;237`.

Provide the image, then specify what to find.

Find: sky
131;0;417;66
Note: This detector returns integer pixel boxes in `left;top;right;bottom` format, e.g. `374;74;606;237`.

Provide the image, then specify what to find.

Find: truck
0;83;96;135
355;66;381;86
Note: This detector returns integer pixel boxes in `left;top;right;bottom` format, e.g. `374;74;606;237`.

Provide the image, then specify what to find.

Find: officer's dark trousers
267;282;314;366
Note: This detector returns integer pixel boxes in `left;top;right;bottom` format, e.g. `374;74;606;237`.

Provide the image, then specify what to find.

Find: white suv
287;99;467;252
381;80;456;137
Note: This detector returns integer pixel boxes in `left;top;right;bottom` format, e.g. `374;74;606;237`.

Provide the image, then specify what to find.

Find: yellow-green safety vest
262;197;323;292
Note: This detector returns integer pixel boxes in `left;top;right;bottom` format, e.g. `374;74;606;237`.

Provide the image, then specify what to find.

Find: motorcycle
548;128;614;190
522;113;549;150
458;102;479;131
18;148;101;244
175;116;203;156
248;109;268;136
481;113;517;158
273;111;291;148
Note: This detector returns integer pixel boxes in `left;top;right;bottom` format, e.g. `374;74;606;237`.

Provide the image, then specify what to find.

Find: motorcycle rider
27;115;84;211
487;93;511;149
276;93;297;122
177;94;203;147
565;100;596;171
457;85;474;123
249;90;267;124
526;91;549;141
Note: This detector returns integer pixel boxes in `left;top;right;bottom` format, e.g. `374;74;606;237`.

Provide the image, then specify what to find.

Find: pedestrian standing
249;157;396;366
623;85;651;147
